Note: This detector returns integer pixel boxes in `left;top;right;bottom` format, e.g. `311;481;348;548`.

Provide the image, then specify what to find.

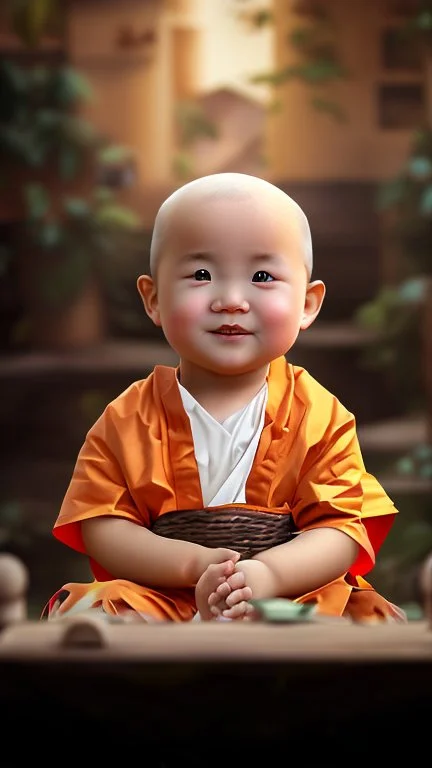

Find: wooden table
1;618;431;765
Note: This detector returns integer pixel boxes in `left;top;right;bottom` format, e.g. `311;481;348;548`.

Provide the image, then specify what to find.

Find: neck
178;363;269;421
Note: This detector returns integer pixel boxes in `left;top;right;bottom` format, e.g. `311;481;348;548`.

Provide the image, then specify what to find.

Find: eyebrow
180;252;216;264
179;252;285;265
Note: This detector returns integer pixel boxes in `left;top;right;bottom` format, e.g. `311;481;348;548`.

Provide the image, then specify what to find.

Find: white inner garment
178;381;268;507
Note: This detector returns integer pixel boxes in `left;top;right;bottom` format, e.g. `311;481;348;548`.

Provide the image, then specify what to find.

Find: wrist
236;559;279;600
187;545;215;586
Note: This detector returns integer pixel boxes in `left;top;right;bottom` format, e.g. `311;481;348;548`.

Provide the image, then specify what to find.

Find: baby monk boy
43;172;405;624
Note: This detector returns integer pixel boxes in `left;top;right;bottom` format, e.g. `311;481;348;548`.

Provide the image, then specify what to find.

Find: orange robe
44;356;399;622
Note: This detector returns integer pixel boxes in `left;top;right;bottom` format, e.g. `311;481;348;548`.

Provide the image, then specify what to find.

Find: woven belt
151;506;296;560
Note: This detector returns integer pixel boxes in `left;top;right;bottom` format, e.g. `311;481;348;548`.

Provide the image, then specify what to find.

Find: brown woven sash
151;506;296;560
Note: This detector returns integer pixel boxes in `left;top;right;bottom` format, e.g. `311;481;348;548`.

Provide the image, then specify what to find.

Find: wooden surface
1;618;431;764
1;616;431;661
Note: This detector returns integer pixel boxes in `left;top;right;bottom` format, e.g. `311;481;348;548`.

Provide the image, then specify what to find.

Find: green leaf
58;145;80;180
35;108;60;130
251;9;273;27
416;11;432;31
29;65;50;90
52;67;93;108
419;184;432;215
289;26;313;49
93;204;141;229
61;115;97;148
24;182;50;220
395;456;415;475
311;95;346;122
172;152;194;180
64;197;90;219
98;144;134;166
419;463;432;479
92;186;114;204
355;301;387;330
0;60;28;96
413;443;432;461
37;221;62;250
398;276;427;303
250;598;317;623
297;59;347;84
409;156;432;179
38;247;91;307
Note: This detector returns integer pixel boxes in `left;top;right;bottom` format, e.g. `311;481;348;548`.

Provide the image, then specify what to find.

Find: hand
190;546;240;589
208;559;277;621
195;558;238;621
208;567;254;620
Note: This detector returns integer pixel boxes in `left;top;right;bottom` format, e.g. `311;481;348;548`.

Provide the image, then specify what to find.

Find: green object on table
250;598;317;623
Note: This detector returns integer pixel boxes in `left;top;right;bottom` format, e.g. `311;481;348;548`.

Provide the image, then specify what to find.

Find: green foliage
355;279;425;410
172;100;218;181
396;443;432;481
355;129;432;415
249;7;347;120
0;4;142;320
354;0;432;433
0;60;96;174
20;182;141;308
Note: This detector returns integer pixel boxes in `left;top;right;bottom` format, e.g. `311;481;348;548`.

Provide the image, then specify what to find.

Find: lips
212;325;250;335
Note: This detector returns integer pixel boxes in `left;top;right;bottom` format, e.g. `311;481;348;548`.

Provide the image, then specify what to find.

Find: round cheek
259;294;304;348
259;295;299;328
160;292;205;344
174;293;204;324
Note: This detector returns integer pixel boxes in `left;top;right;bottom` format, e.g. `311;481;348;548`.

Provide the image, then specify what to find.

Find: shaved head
149;172;313;279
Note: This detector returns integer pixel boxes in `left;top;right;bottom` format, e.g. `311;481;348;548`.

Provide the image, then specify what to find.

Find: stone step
0;322;400;427
357;413;427;454
0;322;377;382
1;330;428;500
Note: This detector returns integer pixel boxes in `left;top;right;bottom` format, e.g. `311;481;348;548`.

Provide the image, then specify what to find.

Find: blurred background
0;0;431;618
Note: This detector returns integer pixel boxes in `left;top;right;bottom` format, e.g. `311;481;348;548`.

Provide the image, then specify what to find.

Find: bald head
149;172;313;279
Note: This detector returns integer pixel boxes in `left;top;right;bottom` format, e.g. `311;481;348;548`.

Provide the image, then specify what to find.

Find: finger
222;601;255;620
225;586;253;608
208;588;228;608
388;603;408;623
213;561;236;577
225;571;246;590
220;550;241;565
215;582;232;599
211;596;228;614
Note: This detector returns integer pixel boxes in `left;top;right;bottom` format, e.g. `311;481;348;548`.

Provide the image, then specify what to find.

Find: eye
193;269;211;281
252;270;274;283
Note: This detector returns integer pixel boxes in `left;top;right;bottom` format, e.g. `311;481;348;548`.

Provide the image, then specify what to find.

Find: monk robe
43;355;400;622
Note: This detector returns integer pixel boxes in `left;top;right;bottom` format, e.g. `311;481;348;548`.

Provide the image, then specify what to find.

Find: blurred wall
68;0;273;216
267;0;420;181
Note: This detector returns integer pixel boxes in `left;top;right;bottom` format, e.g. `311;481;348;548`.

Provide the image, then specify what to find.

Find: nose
210;289;249;313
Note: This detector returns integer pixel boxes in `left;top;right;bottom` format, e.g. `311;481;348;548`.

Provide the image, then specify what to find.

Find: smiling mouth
212;325;250;335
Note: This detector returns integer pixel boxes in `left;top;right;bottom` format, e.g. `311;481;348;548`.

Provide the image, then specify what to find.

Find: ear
137;274;162;327
300;280;326;330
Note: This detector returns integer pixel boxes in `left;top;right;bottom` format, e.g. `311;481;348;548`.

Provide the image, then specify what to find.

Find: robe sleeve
290;407;377;576
52;405;150;555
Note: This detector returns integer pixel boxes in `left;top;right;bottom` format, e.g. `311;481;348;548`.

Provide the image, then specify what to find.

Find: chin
207;360;269;377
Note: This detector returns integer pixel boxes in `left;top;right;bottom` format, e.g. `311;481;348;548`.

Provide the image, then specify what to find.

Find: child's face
139;194;324;379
